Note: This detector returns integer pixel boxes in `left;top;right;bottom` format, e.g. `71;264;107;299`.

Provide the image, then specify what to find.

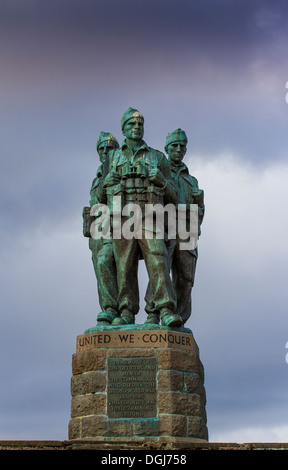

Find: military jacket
93;139;177;208
170;162;205;232
89;164;103;207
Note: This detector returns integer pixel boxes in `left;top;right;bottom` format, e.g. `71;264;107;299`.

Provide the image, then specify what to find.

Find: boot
112;309;135;325
144;313;160;325
160;309;183;327
97;310;119;325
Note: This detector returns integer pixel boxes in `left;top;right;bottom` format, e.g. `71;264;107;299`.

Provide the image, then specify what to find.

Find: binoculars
121;160;148;179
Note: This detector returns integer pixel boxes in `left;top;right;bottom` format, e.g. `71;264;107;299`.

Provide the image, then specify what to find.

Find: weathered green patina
165;129;205;324
83;110;204;330
83;131;120;325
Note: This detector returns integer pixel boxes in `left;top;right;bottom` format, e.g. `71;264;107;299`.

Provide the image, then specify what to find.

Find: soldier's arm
159;153;178;204
89;177;98;206
189;176;205;230
147;150;177;203
93;154;115;204
89;172;107;205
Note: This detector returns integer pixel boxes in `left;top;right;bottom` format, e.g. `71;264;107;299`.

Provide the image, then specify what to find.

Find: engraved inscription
107;357;157;418
76;330;196;352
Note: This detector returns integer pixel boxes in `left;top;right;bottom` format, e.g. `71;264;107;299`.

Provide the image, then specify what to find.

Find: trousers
113;231;176;316
89;238;118;314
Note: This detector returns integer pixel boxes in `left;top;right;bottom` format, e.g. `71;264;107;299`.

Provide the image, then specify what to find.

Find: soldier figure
165;129;205;324
98;108;182;327
83;132;120;325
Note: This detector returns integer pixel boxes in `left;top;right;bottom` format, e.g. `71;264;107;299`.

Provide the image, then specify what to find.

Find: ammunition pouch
82;206;95;237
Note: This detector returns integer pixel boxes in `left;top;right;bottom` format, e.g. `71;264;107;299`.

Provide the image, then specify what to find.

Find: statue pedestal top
76;324;197;353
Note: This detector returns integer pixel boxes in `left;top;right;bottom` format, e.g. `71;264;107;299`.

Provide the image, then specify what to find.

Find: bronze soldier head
165;128;188;165
97;132;119;163
121;107;144;143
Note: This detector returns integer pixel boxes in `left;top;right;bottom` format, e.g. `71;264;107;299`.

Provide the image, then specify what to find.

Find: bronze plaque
107;357;157;418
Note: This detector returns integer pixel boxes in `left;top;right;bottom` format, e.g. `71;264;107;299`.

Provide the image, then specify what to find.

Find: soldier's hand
104;171;121;187
192;188;201;196
192;188;204;203
148;168;165;187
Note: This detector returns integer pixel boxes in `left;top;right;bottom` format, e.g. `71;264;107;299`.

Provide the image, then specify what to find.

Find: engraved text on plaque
107;357;157;418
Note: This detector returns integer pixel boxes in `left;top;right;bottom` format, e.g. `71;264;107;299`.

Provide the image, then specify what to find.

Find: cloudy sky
1;0;288;442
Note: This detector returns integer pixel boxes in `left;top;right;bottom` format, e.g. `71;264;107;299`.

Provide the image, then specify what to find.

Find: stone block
68;417;81;440
156;348;200;374
158;369;184;391
72;349;106;374
71;393;106;418
158;391;188;415
159;414;187;437
188;416;208;440
71;371;106;396
186;394;203;417
82;415;108;438
107;419;134;437
184;372;205;396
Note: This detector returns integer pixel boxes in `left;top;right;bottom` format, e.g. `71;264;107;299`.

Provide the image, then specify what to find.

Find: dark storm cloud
1;0;288;168
1;0;287;242
2;0;288;61
1;0;286;35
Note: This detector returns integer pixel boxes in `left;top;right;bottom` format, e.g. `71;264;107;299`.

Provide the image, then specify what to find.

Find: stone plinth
68;325;208;444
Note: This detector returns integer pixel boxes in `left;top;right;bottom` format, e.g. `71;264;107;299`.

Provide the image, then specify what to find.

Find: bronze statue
83;132;120;325
99;108;184;327
83;112;204;331
165;129;205;324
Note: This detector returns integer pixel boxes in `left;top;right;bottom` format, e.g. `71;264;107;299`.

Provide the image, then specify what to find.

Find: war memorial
68;107;208;448
1;108;286;454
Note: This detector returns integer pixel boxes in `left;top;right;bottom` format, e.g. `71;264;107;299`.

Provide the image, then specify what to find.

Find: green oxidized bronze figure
83;132;120;325
165;129;205;324
83;110;204;330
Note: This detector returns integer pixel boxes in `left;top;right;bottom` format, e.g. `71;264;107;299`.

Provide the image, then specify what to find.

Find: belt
124;193;149;202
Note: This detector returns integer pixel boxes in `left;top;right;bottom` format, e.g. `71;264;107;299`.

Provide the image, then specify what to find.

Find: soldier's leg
140;237;182;327
112;237;140;325
144;239;176;325
91;239;119;324
172;247;198;324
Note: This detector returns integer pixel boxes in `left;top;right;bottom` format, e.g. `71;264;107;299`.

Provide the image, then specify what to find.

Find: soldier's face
166;141;187;164
98;142;115;163
123;118;144;141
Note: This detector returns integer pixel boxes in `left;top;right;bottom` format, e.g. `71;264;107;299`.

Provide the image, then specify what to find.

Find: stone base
1;440;288;451
68;325;208;442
